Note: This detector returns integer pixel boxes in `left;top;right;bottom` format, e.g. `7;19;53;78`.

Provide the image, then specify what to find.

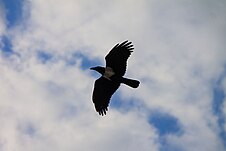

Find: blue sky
1;0;23;28
0;0;226;151
213;68;226;146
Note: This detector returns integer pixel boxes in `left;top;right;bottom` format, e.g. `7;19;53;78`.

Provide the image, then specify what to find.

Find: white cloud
0;56;159;151
0;0;226;151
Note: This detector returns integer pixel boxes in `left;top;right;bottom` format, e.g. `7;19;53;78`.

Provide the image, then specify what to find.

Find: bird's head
90;66;105;75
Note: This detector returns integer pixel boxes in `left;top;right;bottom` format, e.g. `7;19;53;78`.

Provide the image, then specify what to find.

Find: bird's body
103;67;115;80
90;40;140;116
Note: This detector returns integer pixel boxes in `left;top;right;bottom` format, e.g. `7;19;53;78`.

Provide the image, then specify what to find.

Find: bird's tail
121;77;140;88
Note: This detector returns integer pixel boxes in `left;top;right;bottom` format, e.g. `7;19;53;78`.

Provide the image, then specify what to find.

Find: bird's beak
90;67;94;70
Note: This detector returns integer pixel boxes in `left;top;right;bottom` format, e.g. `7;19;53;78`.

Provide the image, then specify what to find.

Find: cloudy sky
0;0;226;151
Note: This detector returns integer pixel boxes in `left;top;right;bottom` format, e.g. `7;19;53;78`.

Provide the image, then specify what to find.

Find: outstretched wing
92;77;120;116
105;40;134;76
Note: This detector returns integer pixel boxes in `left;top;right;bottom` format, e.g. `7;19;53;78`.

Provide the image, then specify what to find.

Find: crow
90;40;140;116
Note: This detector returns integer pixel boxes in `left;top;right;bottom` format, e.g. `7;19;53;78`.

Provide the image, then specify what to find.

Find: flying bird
90;40;140;116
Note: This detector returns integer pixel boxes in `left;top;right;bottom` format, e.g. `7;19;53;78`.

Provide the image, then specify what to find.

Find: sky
0;0;226;151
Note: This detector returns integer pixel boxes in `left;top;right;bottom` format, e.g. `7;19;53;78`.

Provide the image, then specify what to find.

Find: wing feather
105;40;134;76
92;77;120;115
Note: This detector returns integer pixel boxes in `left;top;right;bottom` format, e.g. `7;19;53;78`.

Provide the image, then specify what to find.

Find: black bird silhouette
90;40;140;116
